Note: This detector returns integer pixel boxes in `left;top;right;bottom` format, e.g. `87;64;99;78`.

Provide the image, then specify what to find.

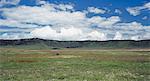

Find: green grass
0;48;150;81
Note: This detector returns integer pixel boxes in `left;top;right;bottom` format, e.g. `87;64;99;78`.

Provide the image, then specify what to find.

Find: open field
0;48;150;81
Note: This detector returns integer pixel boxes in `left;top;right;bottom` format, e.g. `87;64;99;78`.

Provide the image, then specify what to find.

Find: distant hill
0;38;150;49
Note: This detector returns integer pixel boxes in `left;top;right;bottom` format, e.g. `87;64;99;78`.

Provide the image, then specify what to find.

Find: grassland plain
0;48;150;81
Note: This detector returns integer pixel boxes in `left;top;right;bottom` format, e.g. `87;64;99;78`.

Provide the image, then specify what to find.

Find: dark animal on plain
56;53;60;55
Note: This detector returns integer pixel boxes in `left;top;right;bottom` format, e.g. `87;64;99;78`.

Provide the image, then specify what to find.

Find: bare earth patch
15;54;81;59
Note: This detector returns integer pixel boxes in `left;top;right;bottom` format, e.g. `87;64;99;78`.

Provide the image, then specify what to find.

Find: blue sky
0;0;150;40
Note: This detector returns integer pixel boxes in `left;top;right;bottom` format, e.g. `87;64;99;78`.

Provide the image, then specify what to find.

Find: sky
0;0;150;40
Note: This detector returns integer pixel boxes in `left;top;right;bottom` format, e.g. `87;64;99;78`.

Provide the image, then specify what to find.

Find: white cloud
143;33;150;39
127;2;150;16
101;16;120;26
0;19;39;28
36;0;74;11
144;2;150;10
1;4;83;27
88;16;120;27
131;35;141;40
88;7;106;14
110;22;150;39
86;31;107;40
126;7;142;16
109;22;150;40
113;32;123;40
0;3;121;40
0;0;20;7
31;26;107;41
56;4;74;11
114;22;144;30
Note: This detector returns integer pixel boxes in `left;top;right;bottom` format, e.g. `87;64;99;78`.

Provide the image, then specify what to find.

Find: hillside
0;38;150;49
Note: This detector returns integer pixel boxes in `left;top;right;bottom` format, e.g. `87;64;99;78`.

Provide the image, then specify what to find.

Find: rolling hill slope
0;38;150;49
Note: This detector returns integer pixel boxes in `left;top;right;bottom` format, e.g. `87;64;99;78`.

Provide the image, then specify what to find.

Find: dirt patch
10;60;38;63
17;60;36;63
47;55;81;58
15;54;81;59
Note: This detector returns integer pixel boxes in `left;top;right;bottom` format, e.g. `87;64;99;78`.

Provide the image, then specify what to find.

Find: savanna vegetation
0;48;149;81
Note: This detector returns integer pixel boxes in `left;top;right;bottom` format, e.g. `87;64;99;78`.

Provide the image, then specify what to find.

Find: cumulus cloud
113;32;123;40
0;19;39;28
88;7;106;14
87;31;107;40
31;26;107;41
127;2;150;16
1;5;80;25
143;33;150;39
131;35;141;40
88;16;120;27
0;0;20;7
0;3;121;40
114;22;144;30
110;22;150;38
126;7;142;16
